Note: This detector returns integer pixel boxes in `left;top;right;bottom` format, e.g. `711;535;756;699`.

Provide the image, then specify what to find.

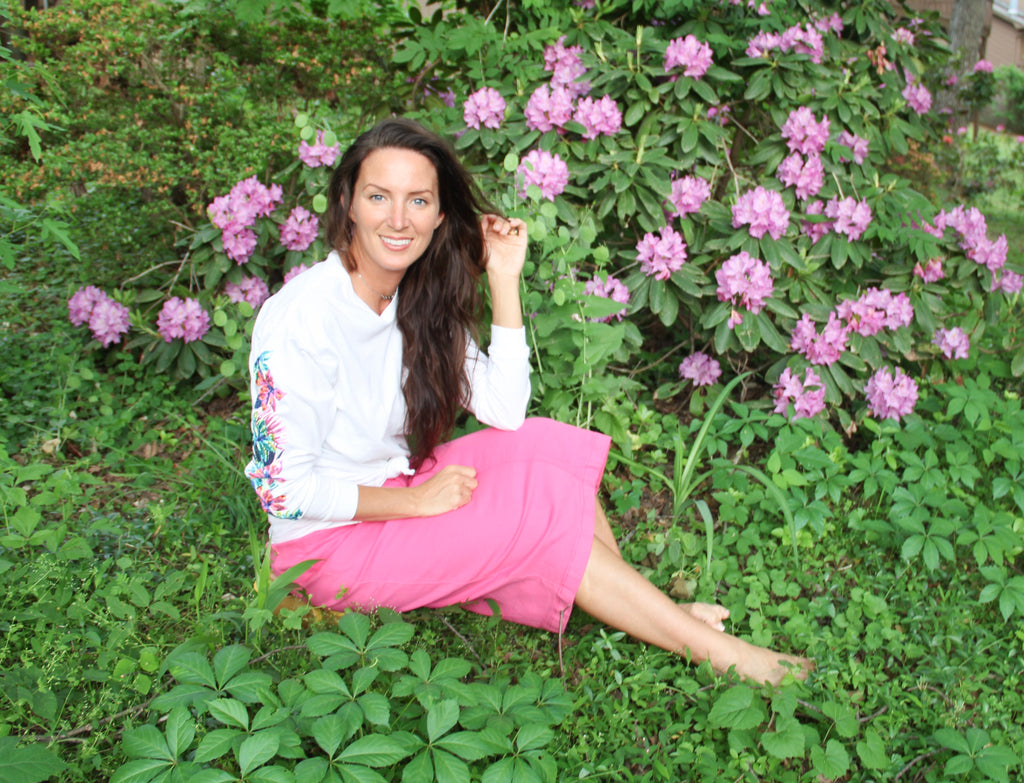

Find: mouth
380;236;412;250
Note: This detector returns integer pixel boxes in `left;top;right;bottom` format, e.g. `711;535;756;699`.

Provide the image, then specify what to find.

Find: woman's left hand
481;214;528;280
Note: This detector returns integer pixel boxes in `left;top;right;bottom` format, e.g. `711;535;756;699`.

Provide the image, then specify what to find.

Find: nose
388;202;408;229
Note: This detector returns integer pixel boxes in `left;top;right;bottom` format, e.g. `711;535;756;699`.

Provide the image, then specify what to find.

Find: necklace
355;272;397;301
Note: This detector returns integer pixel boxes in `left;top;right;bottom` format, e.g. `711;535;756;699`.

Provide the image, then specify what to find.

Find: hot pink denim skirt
269;417;610;633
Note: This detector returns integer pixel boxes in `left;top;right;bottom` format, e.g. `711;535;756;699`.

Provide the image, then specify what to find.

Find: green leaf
514;723;553;752
810;739;851;778
108;758;173;783
122;726;173;762
237;732;280;776
338;735;414;767
0;738;68;783
208;698;250;731
857;728;888;770
432;748;471;783
367;621;416;650
436;731;492;762
164;707;195;759
313;713;349;757
427;699;460;743
761;715;804;759
194;729;240;764
214;646;252;689
708;684;764;730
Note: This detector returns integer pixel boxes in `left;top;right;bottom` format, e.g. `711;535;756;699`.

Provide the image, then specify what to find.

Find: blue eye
369;194;385;201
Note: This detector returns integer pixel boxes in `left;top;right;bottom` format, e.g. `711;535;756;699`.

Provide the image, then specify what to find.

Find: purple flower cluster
994;270;1023;294
837;130;870;165
283;264;311;285
747;23;827;63
933;206;1011;282
297;131;340;168
225;276;270;309
781;107;830;155
463;87;506;130
836;287;914;337
68;286;131;347
280;206;319;252
574;95;623;139
776;152;824;199
732;186;790;240
636;226;688;280
790;312;849;366
773;367;826;419
716;251;773;327
932;327;970;360
679;351;722;386
664;35;714;79
825;196;873;241
668;175;711;217
208;177;283;264
544;36;590;97
973;59;994;74
902;80;932;115
584;274;630;322
913;258;945;283
865;366;918;420
157;296;211;344
525;84;575;133
517;150;570;201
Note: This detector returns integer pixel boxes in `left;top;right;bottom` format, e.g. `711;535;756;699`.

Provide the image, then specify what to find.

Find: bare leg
574;536;812;686
594;504;728;632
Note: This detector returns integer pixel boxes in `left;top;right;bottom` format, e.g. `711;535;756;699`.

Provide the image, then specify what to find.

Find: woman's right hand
412;465;478;516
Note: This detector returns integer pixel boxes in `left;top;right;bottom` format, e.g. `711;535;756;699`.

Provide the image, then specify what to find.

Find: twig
439;615;487;671
859;704;889;723
249;644;308;667
894;748;941;781
29;694;158;744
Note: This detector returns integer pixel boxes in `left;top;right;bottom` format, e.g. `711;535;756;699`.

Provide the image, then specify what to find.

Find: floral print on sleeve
246;351;302;519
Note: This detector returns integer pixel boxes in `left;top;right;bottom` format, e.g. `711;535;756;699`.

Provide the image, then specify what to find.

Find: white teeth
381;237;411;249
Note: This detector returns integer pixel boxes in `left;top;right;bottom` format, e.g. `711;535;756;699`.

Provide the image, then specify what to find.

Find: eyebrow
361;183;436;196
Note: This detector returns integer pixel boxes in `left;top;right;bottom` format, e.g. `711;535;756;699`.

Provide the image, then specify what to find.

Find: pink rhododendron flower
544;36;590;96
837;287;913;336
773;367;826;419
668;175;711;217
865;366;918;420
893;27;915;45
525;85;574;133
584;274;629;322
913;258;945;283
208;177;282;229
88;297;131;347
825;197;873;241
707;104;731;125
280;206;319;252
517;149;570;200
157;296;211;343
776;152;824;199
837;130;870;164
790;312;849;366
973;59;994;73
574;95;622;139
283;264;311;285
801;200;832;243
732;186;790;240
933;327;970;360
463;87;506;130
902;81;932;114
747;30;782;58
781;107;831;155
814;12;844;33
68;285;109;326
994;269;1023;294
664;35;713;78
636;226;688;280
783;23;825;62
972;234;1008;272
679;351;722;386
225;276;270;309
222;222;258;264
716;251;773;327
298;131;341;168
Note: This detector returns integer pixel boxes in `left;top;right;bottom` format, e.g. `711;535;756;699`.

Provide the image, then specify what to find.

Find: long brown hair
326;117;494;467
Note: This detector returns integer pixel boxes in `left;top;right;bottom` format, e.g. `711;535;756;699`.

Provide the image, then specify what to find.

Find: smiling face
346;147;444;287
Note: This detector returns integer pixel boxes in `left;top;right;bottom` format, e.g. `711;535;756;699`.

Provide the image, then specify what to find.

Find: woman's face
347;147;444;280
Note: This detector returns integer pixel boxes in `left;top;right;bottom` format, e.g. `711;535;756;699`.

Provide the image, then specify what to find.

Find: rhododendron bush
66;0;1020;442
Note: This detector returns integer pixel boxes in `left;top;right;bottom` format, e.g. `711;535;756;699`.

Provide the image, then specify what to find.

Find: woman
246;117;810;686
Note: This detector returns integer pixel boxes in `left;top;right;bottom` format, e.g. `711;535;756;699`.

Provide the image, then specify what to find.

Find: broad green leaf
108;758;173;783
427;699;460;742
208;698;250;731
708;685;764;730
337;735;413;767
164;707;195;759
0;738;67;783
122;725;173;762
194;729;240;764
761;716;804;759
236;732;280;776
810;739;850;778
856;728;888;770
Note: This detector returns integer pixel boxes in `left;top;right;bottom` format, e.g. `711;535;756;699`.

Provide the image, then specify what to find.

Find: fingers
417;464;478;516
481;214;527;240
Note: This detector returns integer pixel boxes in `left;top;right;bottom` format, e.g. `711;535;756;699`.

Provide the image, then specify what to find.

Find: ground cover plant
2;0;1023;780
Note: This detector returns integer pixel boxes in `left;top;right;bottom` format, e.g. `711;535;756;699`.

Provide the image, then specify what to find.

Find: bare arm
354;464;479;521
481;214;527;329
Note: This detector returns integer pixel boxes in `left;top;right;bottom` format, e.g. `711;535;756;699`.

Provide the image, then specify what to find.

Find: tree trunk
949;0;987;62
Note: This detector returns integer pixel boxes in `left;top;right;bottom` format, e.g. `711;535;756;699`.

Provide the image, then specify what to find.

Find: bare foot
681;602;729;632
734;641;814;687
